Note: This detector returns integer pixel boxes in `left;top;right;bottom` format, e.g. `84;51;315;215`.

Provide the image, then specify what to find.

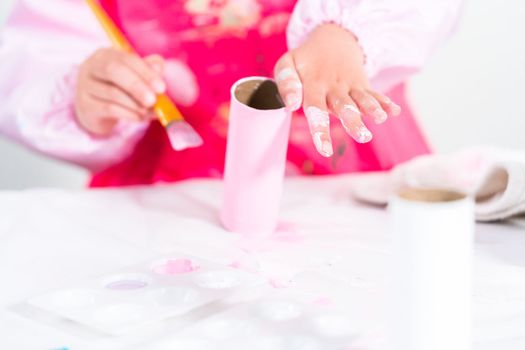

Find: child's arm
277;0;463;157
0;0;152;172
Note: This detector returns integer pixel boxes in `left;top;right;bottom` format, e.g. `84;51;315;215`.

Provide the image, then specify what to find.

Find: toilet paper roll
388;188;474;350
221;77;291;236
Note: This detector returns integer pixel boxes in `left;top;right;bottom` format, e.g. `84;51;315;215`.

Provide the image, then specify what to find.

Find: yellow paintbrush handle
85;0;184;125
85;0;133;52
154;94;184;125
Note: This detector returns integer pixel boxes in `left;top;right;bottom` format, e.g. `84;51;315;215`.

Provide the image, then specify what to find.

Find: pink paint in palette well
151;258;200;275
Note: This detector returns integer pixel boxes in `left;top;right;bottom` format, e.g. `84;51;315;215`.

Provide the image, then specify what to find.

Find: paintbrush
85;0;203;151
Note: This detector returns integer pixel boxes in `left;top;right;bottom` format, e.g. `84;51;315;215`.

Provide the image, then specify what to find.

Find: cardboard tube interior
398;188;466;203
234;79;285;110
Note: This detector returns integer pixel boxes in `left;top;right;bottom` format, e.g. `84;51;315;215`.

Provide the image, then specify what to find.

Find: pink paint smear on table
272;222;303;243
153;259;200;275
268;277;296;289
228;260;296;290
231;222;303;289
237;222;303;253
311;296;334;306
228;259;260;273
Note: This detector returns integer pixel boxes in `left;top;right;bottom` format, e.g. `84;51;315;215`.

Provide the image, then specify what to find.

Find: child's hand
274;24;401;157
75;48;166;135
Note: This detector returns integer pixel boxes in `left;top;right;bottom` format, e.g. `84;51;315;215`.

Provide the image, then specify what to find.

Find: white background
0;0;524;189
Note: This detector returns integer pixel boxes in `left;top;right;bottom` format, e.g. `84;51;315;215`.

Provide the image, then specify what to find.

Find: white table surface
1;175;524;350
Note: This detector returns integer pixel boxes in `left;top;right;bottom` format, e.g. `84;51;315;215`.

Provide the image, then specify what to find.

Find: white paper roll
388;189;474;350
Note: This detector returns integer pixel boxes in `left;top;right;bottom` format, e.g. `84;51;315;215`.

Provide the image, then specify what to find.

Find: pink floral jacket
0;0;463;186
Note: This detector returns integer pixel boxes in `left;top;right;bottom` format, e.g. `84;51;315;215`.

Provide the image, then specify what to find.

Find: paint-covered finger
303;88;333;157
327;88;372;143
274;53;303;111
350;89;388;124
305;106;333;157
367;90;401;116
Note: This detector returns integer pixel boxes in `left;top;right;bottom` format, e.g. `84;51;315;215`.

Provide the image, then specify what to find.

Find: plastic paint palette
27;255;262;335
147;298;359;350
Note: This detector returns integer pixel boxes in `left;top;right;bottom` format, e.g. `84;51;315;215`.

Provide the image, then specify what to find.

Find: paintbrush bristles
166;122;204;151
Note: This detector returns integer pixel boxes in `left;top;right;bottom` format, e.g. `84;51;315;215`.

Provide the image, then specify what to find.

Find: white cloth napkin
351;147;525;222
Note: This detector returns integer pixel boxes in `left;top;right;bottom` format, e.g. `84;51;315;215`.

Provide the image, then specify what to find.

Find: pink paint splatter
268;278;295;289
228;258;260;273
271;222;303;243
229;261;243;269
236;222;302;253
152;259;199;275
311;297;334;306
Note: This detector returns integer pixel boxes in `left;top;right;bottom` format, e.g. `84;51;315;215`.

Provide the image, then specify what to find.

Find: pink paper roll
221;77;292;236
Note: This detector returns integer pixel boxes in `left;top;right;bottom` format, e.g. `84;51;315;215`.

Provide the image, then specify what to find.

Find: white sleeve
0;0;148;171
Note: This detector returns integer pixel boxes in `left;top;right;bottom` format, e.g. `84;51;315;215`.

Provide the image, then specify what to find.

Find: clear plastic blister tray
148;297;360;350
26;253;262;335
